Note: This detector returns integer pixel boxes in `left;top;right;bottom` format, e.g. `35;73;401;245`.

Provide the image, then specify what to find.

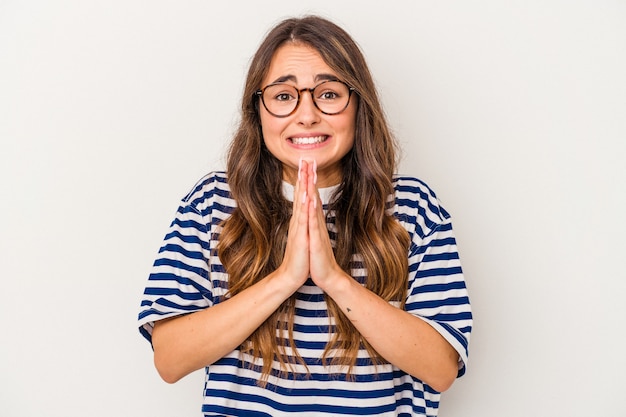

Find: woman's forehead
264;44;337;86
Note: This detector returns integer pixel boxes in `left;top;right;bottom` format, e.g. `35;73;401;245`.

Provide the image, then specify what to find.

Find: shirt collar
281;181;340;204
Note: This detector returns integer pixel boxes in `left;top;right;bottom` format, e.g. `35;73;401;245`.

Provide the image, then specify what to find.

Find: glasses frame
256;80;356;118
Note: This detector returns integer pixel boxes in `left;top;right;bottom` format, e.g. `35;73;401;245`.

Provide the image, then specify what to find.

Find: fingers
307;191;327;254
304;158;328;248
281;158;311;287
306;158;319;209
291;158;309;226
294;158;318;209
284;157;337;288
290;158;309;234
304;162;320;258
293;157;304;206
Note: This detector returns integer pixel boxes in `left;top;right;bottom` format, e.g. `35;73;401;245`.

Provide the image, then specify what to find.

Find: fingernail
298;157;303;181
313;159;317;184
302;191;307;204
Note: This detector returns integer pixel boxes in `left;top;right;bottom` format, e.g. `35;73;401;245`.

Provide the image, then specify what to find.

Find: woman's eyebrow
272;74;297;84
315;73;339;82
269;73;339;85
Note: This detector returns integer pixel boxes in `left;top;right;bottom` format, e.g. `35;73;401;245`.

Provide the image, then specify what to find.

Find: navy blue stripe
158;243;205;260
208;372;397;399
142;287;205;300
290;340;327;350
168;216;206;232
409;236;458;259
152;259;208;279
213;357;395;383
406;296;471;310
163;230;210;251
410;281;468;295
294;307;328;318
428;311;473;322
146;272;211;296
211;201;235;215
415;266;463;279
459;325;473;334
203;389;397;414
201;405;271;417
210;263;226;273
423;251;460;263
293;323;330;333
148;297;205;312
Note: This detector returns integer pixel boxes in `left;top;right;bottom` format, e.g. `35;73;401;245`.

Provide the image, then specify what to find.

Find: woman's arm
152;269;299;383
318;271;459;392
304;166;459;392
152;171;313;383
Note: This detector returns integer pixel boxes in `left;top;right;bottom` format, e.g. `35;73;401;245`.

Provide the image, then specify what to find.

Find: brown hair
217;15;410;382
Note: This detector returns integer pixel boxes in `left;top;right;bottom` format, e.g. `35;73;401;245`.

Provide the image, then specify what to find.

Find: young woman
139;15;472;417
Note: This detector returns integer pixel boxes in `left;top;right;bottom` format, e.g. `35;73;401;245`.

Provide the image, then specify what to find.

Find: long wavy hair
217;15;411;382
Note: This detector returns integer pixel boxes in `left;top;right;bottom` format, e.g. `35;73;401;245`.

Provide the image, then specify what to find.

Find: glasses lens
262;84;299;117
312;81;351;114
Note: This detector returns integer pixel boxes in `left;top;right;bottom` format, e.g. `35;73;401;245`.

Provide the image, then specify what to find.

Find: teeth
291;136;326;145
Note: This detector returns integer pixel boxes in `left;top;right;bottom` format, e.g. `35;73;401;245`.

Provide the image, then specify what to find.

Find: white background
1;1;625;416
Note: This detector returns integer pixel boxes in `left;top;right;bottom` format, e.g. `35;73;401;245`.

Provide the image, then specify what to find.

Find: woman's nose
295;90;321;125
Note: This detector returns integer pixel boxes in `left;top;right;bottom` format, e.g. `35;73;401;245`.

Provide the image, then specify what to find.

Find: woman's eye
318;91;339;100
275;92;294;101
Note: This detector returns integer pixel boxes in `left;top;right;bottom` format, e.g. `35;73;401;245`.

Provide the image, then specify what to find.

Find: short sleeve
137;194;214;345
395;177;473;377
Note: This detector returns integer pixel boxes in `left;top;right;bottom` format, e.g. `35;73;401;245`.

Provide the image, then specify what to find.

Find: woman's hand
278;157;346;290
304;159;350;290
275;158;319;289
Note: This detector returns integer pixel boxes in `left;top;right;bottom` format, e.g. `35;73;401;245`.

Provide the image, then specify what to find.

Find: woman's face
259;43;357;187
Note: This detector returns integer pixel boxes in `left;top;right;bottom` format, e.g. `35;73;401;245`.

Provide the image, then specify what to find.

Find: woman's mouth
290;135;328;145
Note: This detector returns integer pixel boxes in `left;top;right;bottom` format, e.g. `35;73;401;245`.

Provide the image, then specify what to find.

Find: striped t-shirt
138;171;472;417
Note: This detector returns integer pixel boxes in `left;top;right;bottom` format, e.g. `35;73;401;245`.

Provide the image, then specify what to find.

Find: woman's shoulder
392;175;452;231
392;175;441;207
180;171;233;213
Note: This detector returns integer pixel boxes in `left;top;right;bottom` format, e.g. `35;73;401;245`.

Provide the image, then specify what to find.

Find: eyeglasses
256;80;355;118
